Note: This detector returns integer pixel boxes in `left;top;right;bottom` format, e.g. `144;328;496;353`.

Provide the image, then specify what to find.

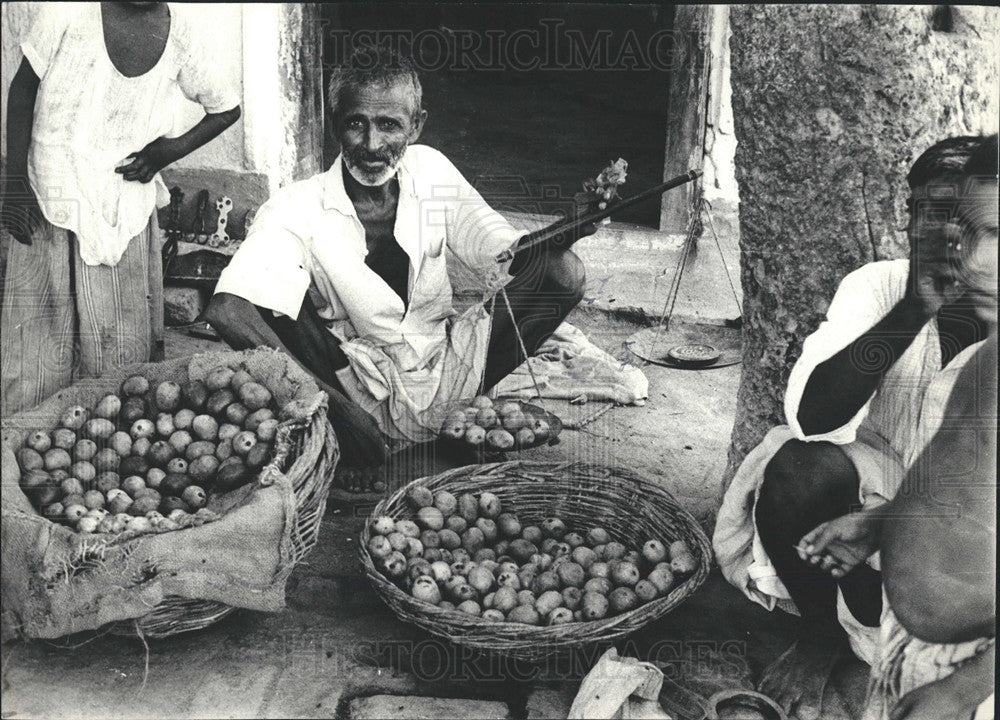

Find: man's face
334;82;424;187
954;180;999;324
908;177;998;324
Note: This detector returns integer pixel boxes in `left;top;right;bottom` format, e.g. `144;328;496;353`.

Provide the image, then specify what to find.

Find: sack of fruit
1;347;338;641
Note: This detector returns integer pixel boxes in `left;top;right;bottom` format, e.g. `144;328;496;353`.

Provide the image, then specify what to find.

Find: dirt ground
0;310;869;719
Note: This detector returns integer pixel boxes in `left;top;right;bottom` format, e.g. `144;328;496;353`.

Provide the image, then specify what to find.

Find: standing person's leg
1;221;75;414
73;221;158;378
146;215;165;361
482;245;585;391
754;439;884;717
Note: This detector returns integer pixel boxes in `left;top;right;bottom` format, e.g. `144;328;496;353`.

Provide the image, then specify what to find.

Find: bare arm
203;293;388;467
798;228;967;436
882;334;997;644
797;296;930;435
0;58;43;244
115;106;241;184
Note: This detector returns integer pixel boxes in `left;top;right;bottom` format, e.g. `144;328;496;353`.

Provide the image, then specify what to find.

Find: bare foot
334;465;386;494
758;636;844;720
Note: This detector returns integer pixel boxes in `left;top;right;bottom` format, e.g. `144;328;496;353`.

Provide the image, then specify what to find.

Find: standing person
712;134;997;719
1;2;241;414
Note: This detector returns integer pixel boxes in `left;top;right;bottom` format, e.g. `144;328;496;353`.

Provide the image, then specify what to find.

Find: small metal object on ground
627;322;741;370
703;689;787;720
667;343;722;367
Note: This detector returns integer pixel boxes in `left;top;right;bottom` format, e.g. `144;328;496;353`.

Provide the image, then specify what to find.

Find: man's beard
343;145;407;187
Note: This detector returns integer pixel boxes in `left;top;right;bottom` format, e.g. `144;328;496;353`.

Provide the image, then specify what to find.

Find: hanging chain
649;192;704;359
703;197;742;313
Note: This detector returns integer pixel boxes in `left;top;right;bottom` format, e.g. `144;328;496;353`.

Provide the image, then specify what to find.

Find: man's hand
905;220;967;319
798;507;881;578
889;673;985;720
0;178;44;245
115;137;180;183
571;187;615;241
329;401;389;470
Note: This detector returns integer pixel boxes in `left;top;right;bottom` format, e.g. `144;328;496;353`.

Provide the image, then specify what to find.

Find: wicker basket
111;403;339;638
360;461;712;662
2;348;339;640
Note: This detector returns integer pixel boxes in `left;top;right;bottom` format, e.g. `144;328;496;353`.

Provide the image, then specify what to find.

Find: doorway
320;3;675;227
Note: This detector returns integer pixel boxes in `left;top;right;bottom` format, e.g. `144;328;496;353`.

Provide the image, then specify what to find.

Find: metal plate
626;323;741;370
703;689;788;720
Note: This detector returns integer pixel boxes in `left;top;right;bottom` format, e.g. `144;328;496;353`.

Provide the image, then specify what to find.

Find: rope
499;285;547;405
135;619;151;691
477;293;498;397
561;401;616;430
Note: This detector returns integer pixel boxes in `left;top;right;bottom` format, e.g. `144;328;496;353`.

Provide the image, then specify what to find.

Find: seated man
713;134;998;718
204;46;593;473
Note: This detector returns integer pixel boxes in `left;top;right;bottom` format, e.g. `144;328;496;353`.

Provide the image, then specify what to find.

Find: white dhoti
862;595;994;720
713;425;905;662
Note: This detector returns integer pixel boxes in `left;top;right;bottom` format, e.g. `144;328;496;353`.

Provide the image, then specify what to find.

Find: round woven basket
361;461;713;662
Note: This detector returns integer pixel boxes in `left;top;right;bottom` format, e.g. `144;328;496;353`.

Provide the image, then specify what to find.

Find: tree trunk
724;5;999;485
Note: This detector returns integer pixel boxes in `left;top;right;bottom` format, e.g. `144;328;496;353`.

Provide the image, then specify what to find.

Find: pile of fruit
15;366;282;536
368;487;697;625
436;397;556;452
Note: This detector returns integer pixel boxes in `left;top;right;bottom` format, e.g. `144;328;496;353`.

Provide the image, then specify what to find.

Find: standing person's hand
0;177;44;245
115;137;180;183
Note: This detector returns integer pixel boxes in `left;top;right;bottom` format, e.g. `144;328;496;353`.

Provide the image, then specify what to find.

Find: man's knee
757;439;860;526
543;249;586;304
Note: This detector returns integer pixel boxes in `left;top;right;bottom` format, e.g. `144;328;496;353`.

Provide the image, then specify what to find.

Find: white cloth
21;2;239;267
214;145;523;441
494;322;649;405
713;260;987;661
862;593;995;720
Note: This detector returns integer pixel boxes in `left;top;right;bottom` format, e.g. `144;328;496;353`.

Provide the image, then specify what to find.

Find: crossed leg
754;439;884;719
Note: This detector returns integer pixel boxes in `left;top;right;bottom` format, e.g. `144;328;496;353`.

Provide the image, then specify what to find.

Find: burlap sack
1;347;338;640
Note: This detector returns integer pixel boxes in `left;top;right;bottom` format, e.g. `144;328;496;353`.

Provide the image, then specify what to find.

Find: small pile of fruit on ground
15;366;282;536
368;487;697;625
436;397;556;452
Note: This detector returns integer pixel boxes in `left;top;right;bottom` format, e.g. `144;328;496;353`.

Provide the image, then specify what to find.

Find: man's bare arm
115;106;241;184
204;293;388;467
798;226;966;436
797;297;930;435
882;334;997;644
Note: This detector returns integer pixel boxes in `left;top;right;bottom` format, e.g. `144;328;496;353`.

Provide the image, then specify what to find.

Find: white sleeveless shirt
21;3;238;266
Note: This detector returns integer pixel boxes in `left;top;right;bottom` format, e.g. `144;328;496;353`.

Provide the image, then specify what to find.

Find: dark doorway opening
320;3;674;227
